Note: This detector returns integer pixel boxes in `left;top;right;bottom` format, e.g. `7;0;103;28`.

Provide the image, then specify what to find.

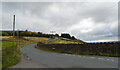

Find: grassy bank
1;36;50;69
45;37;85;44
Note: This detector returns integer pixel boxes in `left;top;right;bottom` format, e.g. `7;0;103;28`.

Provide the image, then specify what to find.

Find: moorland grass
45;38;85;44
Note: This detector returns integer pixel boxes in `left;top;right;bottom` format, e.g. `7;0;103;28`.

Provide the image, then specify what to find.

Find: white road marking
62;54;115;62
83;56;86;57
111;59;115;61
67;54;71;56
72;55;75;56
98;58;104;60
64;54;68;55
90;57;95;59
106;59;110;60
78;56;81;57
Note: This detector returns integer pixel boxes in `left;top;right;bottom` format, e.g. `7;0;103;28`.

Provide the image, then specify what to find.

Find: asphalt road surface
11;43;118;68
42;37;58;43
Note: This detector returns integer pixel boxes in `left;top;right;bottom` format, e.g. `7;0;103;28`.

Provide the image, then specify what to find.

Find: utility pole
50;31;55;38
13;15;15;47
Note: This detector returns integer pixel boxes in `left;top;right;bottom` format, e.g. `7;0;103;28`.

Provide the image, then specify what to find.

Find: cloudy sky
1;2;118;42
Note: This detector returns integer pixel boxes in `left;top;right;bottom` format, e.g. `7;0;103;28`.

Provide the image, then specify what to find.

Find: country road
11;43;119;68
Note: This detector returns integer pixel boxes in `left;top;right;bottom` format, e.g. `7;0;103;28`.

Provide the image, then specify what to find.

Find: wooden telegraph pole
50;31;55;38
13;15;15;47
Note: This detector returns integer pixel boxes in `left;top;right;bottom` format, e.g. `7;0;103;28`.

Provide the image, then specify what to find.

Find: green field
1;41;18;48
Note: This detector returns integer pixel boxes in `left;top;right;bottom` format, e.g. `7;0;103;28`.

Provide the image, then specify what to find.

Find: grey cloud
2;2;118;42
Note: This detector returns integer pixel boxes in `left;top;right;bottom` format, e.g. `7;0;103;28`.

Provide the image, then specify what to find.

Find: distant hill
0;30;57;38
91;41;120;43
0;30;85;43
107;41;120;43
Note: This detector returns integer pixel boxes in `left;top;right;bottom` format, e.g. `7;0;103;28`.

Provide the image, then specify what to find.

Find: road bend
11;38;118;68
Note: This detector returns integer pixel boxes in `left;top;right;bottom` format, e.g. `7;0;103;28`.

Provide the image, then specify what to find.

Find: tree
7;31;13;36
20;31;31;36
71;36;76;40
55;34;59;37
25;30;28;32
38;32;42;35
38;32;42;37
2;32;8;36
61;33;71;39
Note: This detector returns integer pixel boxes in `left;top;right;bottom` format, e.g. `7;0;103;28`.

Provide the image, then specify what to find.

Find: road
11;43;118;68
42;37;58;43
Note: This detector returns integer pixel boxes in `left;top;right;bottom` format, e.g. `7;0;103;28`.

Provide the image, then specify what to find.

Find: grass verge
1;41;19;48
2;46;21;68
1;36;51;69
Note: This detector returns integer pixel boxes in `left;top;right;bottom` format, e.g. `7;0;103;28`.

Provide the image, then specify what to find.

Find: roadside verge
2;36;51;69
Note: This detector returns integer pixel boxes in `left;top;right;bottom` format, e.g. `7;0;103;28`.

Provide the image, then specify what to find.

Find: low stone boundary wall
37;42;120;56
